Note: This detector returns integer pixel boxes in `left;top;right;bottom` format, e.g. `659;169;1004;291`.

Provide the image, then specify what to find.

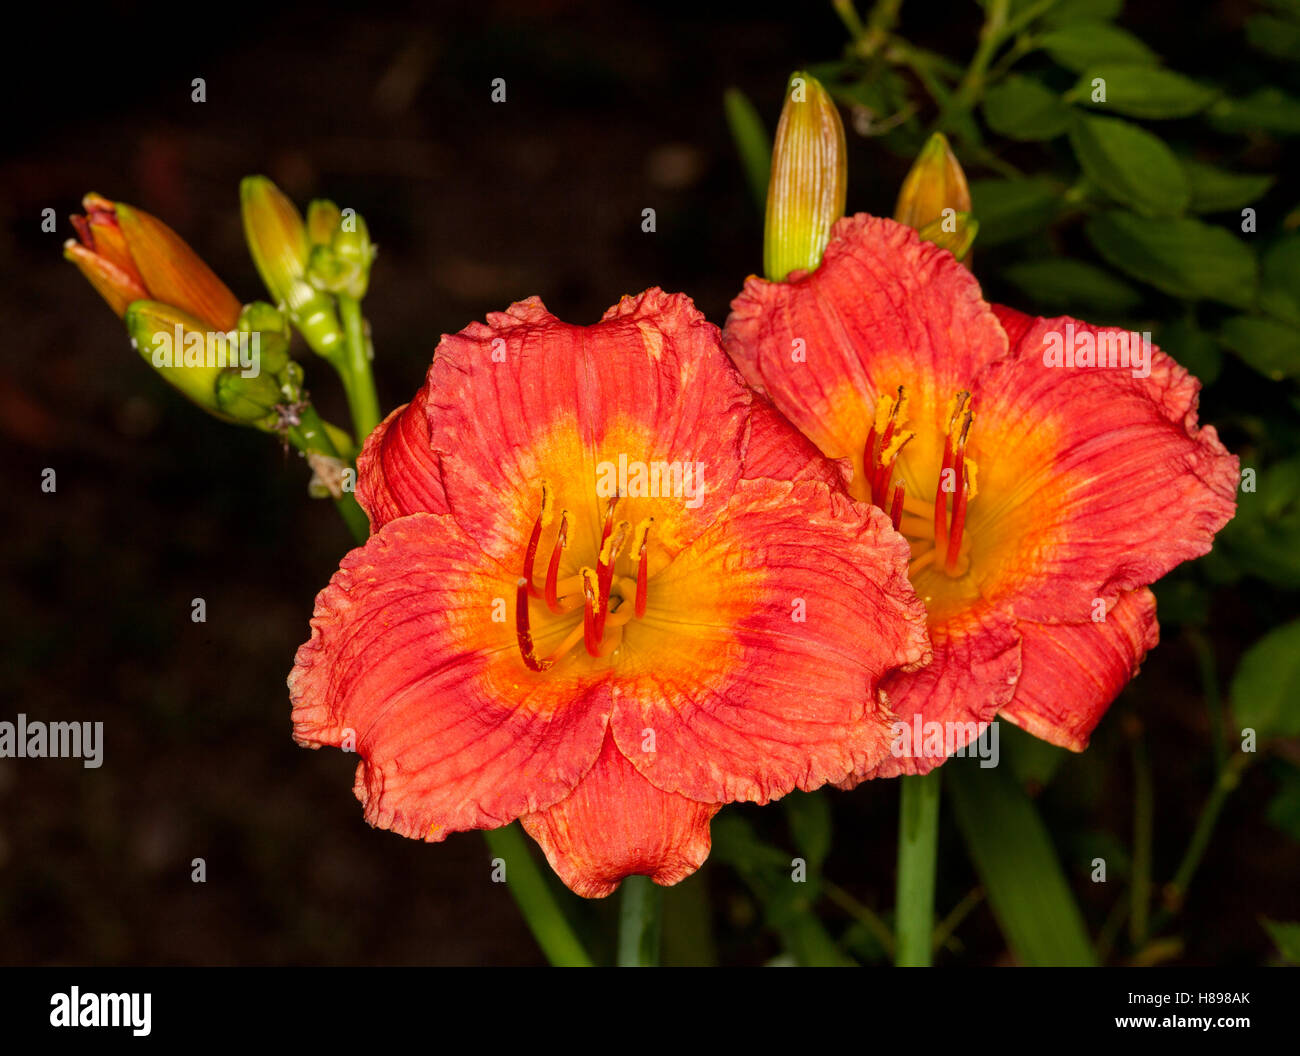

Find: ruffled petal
520;730;719;899
289;513;610;840
355;385;449;530
846;603;1021;782
966;315;1239;621
990;302;1036;348
608;477;930;804
723;214;1008;498
741;393;850;490
422;289;751;561
1001;588;1160;751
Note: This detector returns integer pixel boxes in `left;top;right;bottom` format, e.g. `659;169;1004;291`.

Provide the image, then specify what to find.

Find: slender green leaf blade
1262;919;1300;964
724;87;772;215
947;759;1098;966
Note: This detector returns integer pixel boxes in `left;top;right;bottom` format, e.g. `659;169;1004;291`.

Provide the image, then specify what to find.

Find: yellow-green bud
124;300;241;422
763;71;847;283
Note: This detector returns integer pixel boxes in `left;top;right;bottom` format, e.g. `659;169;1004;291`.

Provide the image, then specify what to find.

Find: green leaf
1002;723;1067;791
1219;315;1300;380
711;814;853;967
970;177;1062;246
1182;160;1274;214
1075;65;1217;118
1230;619;1300;739
1003;256;1142;314
1208;89;1300;135
1154;317;1222;384
723;87;771;215
983;75;1074;140
1085;211;1258;307
947;760;1097;966
1246;14;1300;60
783;791;832;872
1263;919;1300;963
1041;21;1158;72
1220;455;1300;587
1266;764;1300;842
1045;0;1124;25
1069;114;1188;216
1261;235;1300;324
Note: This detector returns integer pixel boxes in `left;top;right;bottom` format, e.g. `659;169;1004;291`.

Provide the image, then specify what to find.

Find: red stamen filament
945;461;969;572
544;509;570;613
581;567;602;658
515;578;553;672
514;488;657;671
522;481;552;598
889;482;905;532
594;520;631;641
633;517;653;619
933;438;953;557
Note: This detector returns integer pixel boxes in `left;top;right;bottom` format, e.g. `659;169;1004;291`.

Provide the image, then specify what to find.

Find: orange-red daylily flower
723;216;1239;775
64;193;241;329
288;288;929;897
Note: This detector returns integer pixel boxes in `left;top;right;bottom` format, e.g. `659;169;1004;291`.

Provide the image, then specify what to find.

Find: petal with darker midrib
1000;589;1160;752
521;730;719;899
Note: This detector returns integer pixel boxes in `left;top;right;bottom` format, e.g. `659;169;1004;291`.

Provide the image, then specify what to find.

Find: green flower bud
214;367;285;429
240;176;347;362
916;211;979;262
237;301;291;375
124;300;240;422
332;211;374;299
306;199;343;247
764;71;847;283
306;243;356;295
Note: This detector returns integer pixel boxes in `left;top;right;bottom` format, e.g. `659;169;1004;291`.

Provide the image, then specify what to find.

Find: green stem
1153;752;1252;930
286;404;370;543
1128;729;1153;947
824;879;895;956
952;0;1011;113
617;875;663;967
1187;628;1226;774
895;771;941;966
483;823;594;967
336;293;382;447
931;886;984;955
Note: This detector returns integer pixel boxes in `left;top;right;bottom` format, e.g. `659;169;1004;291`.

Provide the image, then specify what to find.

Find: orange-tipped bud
763;71;847;283
65;194;240;328
894;132;972;231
